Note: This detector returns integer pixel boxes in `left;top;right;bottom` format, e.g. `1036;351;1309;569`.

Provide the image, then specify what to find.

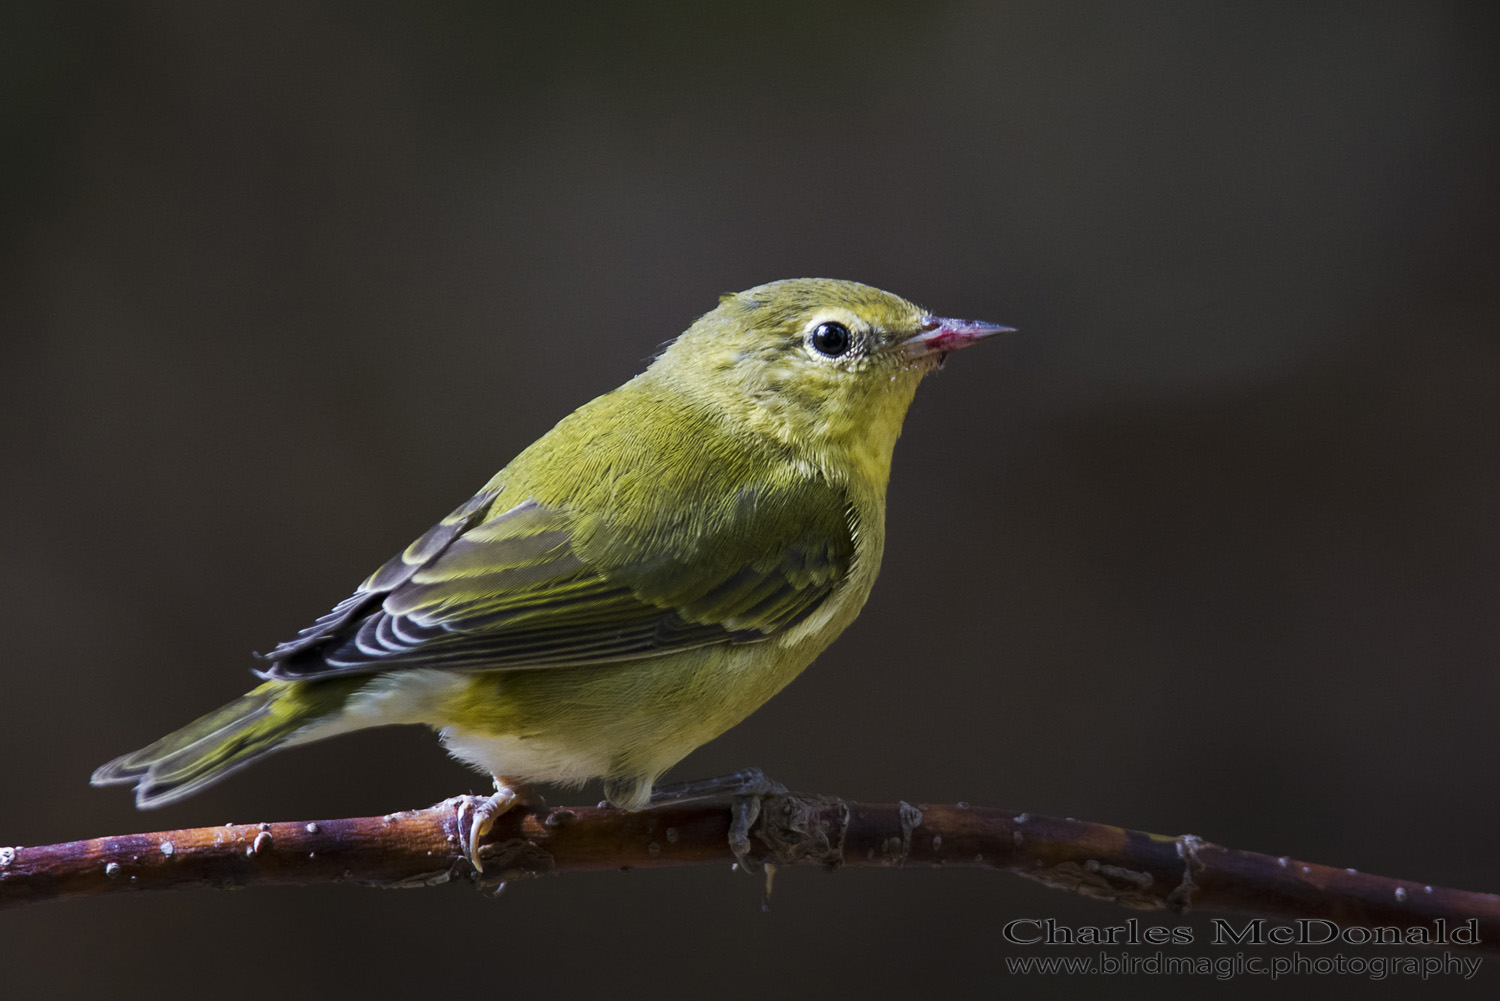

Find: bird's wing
259;476;856;681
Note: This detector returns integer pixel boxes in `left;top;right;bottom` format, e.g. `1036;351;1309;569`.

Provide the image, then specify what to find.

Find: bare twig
3;794;1497;950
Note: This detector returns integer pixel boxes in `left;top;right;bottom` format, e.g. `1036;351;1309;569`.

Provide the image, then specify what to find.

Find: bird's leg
648;768;787;804
453;775;538;872
648;767;787;872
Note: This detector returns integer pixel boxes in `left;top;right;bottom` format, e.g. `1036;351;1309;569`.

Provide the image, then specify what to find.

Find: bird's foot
452;776;539;873
648;767;787;873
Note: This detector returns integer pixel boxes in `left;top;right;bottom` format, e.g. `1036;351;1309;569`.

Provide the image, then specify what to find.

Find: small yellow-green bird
93;278;1010;866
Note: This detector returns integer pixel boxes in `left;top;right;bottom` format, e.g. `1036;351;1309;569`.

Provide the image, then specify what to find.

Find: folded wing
260;474;855;681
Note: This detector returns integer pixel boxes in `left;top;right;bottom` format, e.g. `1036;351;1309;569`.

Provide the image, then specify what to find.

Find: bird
92;277;1012;869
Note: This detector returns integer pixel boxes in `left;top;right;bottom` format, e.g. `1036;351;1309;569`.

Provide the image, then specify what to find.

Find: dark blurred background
3;1;1498;997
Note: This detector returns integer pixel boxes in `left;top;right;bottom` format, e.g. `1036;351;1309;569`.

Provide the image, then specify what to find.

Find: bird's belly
431;639;822;790
439;729;611;789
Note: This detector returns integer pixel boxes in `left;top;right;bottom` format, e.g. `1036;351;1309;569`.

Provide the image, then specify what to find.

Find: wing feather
259;471;855;681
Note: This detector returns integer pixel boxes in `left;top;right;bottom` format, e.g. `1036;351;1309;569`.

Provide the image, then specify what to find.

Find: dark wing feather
263;488;500;665
260;476;855;681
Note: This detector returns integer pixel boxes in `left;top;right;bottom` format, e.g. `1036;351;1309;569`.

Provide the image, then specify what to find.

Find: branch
4;794;1497;949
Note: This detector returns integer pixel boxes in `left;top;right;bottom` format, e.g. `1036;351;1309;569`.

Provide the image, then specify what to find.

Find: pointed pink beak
903;315;1015;358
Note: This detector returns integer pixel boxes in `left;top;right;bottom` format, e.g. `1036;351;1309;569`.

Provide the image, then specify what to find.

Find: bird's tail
91;678;366;808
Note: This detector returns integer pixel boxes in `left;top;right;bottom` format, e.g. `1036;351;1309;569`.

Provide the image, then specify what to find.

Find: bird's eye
809;321;852;358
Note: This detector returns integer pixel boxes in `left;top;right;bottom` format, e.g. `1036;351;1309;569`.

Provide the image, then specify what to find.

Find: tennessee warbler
93;278;1011;864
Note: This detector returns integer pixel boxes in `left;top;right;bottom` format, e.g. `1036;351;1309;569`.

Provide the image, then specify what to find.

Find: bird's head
650;278;1011;485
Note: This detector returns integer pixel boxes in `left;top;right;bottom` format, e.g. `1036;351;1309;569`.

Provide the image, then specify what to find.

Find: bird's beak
903;315;1015;358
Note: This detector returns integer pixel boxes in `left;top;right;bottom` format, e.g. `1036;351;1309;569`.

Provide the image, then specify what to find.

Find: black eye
809;321;852;357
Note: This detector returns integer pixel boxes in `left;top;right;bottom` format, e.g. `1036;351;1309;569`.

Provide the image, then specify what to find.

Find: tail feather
91;679;361;808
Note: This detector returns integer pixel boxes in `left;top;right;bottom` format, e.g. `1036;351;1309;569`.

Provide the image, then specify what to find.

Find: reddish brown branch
3;794;1497;949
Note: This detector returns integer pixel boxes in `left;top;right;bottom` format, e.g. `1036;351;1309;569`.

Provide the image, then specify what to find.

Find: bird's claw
648;767;786;874
729;792;764;873
451;778;530;872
